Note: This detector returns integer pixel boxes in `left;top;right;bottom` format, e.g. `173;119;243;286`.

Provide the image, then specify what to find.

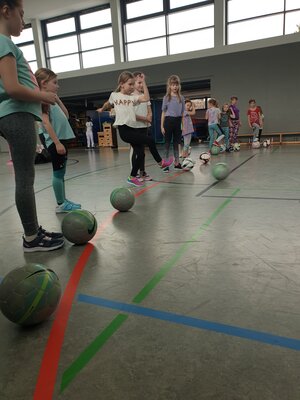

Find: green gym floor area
1;144;300;400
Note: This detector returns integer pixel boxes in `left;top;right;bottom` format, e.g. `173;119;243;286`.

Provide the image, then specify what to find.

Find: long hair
166;75;182;103
0;1;20;8
115;71;134;92
35;67;57;88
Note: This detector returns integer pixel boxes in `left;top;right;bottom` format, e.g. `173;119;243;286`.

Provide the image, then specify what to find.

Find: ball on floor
210;145;220;156
212;162;230;181
199;152;211;164
62;210;97;244
182;157;195;171
110;187;135;212
0;263;61;326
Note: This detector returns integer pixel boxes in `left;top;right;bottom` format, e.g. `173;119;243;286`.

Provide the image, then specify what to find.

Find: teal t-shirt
0;34;42;120
39;104;75;148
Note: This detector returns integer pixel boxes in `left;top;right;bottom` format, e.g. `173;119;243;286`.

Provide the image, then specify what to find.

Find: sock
24;233;38;242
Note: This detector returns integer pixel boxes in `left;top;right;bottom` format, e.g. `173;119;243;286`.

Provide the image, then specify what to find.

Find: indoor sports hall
0;1;300;399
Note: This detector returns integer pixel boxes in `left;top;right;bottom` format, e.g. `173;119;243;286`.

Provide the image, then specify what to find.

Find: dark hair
133;71;143;78
230;96;238;101
0;0;20;7
185;98;192;104
248;99;256;104
208;98;218;107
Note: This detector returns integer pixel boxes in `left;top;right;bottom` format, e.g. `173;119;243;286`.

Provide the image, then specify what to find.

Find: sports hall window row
226;0;300;44
16;1;300;74
41;5;114;73
12;24;37;72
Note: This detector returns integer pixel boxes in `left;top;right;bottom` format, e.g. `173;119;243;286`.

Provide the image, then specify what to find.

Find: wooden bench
238;132;300;145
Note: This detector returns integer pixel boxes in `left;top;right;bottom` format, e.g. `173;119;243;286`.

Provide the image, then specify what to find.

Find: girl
229;96;241;146
0;0;64;252
161;75;185;171
85;115;94;149
131;71;153;181
247;99;262;143
181;99;195;159
219;103;231;151
205;98;223;150
98;71;173;187
35;68;81;213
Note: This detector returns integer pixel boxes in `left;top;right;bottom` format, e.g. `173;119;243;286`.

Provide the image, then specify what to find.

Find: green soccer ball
212;162;230;181
110;188;135;212
62;210;97;244
210;145;220;155
0;263;61;326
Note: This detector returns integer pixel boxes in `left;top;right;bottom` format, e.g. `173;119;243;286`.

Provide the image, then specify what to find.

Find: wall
58;41;300;133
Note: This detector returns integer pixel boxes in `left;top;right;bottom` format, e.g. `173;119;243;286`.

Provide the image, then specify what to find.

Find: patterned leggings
230;119;240;144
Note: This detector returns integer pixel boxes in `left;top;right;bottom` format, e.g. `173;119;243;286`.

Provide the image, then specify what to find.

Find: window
226;0;300;44
12;24;37;72
42;5;114;73
121;0;214;62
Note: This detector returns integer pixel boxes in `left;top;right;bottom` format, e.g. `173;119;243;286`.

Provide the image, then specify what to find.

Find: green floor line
60;188;240;393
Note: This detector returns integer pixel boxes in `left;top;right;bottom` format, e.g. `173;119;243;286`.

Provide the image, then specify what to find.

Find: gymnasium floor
1;143;300;400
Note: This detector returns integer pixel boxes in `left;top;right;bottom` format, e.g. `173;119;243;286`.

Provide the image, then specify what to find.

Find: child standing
161;75;185;172
247;99;262;142
85;116;94;149
131;71;153;181
220;103;231;151
0;0;64;252
181;99;195;158
35;68;82;213
205;98;223;150
229;96;241;146
98;71;173;187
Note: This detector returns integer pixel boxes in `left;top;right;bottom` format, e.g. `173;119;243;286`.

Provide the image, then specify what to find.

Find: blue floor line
78;293;300;352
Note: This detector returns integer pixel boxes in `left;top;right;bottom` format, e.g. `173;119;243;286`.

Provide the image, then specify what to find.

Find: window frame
13;23;37;68
225;0;300;45
41;4;114;72
120;0;215;61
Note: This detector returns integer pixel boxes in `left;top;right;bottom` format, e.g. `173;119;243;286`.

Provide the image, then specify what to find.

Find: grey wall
59;42;300;133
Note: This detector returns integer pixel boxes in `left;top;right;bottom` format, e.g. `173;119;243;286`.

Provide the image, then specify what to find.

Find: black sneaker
38;226;64;239
23;233;64;253
174;163;182;169
162;166;169;173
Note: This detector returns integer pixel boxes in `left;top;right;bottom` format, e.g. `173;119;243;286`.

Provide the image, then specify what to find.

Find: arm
137;74;150;103
205;110;209;120
229;106;235;119
136;104;152;124
42;112;66;155
56;97;69;119
188;103;196;116
161;111;165;135
0;55;57;104
97;100;111;113
247;113;252;129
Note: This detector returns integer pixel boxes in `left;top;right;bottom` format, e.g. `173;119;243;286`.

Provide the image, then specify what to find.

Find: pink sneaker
161;157;174;168
127;176;144;187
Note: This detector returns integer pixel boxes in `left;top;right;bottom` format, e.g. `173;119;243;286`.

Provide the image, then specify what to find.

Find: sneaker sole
23;241;64;253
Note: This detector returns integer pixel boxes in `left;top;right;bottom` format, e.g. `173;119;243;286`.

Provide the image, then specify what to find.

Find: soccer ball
263;139;271;147
252;141;261;149
199;152;211;164
233;142;240;151
182;157;195;171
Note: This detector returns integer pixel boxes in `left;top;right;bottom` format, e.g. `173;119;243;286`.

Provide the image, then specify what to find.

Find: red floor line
33;172;183;400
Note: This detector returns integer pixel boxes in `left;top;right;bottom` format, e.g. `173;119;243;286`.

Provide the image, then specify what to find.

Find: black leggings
118;125;162;177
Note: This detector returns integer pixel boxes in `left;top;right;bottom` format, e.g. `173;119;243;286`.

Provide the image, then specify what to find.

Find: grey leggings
0;113;39;236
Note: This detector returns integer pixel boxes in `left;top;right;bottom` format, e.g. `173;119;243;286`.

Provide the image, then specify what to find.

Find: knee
53;169;65;180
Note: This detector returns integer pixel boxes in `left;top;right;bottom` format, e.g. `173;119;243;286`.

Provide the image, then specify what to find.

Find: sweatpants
164;116;182;164
0;113;39;236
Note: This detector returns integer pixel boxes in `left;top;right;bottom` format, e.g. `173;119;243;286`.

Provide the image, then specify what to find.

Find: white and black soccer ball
252;140;261;149
182;157;195;171
233;142;240;151
199;152;211;164
263;139;271;147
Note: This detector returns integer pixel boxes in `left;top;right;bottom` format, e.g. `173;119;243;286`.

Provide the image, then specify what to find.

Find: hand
55;142;66;155
146;115;152;123
97;107;103;113
161;127;165;135
41;92;57;105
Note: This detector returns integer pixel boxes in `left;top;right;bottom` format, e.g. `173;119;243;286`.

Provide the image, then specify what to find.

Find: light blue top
162;95;185;117
0;34;41;120
39;104;75;148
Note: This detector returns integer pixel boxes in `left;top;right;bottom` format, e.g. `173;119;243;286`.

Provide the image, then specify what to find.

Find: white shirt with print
108;92;140;128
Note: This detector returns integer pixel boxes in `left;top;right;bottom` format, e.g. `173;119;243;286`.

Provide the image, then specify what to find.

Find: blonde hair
116;71;134;92
35;68;57;88
166;75;182;102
